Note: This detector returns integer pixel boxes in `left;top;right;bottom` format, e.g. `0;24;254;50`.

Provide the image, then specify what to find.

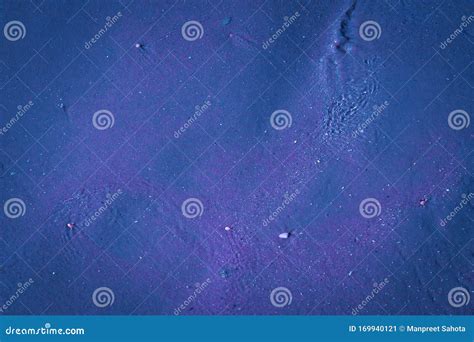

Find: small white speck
279;232;290;239
225;226;231;231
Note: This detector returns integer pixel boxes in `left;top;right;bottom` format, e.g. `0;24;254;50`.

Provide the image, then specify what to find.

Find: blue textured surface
0;0;473;315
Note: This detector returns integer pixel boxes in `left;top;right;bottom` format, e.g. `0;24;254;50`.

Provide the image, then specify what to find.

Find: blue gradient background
0;0;473;315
